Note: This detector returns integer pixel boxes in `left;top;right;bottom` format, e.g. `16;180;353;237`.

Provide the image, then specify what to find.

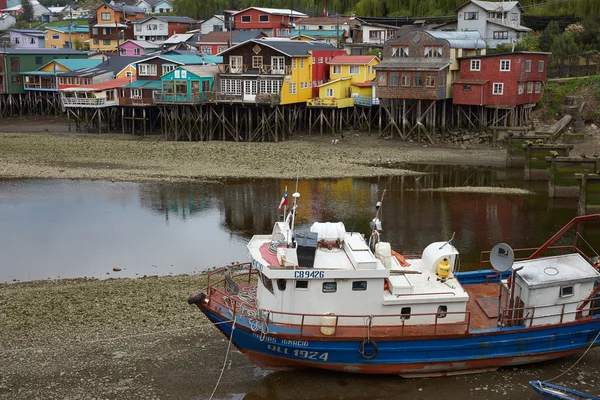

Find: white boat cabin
248;220;468;327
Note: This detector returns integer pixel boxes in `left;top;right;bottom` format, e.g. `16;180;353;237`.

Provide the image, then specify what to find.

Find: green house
155;65;218;104
0;48;88;94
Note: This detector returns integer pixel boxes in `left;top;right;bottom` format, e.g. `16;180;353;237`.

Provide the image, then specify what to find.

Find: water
0;164;597;283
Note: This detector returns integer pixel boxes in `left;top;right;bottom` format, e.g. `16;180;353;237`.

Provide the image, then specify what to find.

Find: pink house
118;40;161;57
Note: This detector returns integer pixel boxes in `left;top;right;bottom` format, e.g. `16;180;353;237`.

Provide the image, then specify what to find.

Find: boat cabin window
352;281;367;291
437;305;447;318
400;307;411;320
322;282;337;293
259;272;274;294
295;280;309;290
560;286;574;298
277;279;287;291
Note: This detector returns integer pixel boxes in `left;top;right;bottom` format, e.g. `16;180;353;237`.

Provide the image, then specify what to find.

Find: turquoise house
155;65;219;104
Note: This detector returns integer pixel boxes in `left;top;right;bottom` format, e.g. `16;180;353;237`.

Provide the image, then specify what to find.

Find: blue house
155;65;218;103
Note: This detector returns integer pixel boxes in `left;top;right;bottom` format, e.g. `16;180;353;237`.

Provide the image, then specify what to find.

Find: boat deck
207;281;501;339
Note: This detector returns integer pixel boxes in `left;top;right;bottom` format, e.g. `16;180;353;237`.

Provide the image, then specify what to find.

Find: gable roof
60;56;140;76
134;54;222;65
178;64;219;79
233;7;307;18
197;31;231;43
376;58;451;71
60;77;135;92
290;29;345;39
45;26;89;34
201;15;224;23
137;0;171;7
99;2;145;15
219;38;338;57
136;15;196;24
38;58;102;72
328;55;378;65
487;19;531;32
318;76;351;87
297;16;352;25
163;33;195;44
427;30;486;49
118;39;160;49
457;0;523;12
231;30;265;43
9;29;45;37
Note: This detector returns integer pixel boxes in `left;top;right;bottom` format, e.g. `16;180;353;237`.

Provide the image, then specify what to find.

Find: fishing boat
188;191;600;377
529;380;599;400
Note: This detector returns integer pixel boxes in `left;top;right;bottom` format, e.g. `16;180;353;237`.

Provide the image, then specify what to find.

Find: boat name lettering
251;258;263;272
294;270;325;279
252;333;277;343
267;344;329;361
280;339;309;347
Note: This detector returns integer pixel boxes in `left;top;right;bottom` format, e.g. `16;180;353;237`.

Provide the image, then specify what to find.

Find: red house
453;52;550;107
232;7;308;38
310;49;346;97
198;30;265;55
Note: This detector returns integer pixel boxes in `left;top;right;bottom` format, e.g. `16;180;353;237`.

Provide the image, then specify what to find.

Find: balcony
119;97;156;106
354;95;380;107
218;64;292;75
259;65;292;75
61;97;118;107
307;97;354;108
23;75;57;91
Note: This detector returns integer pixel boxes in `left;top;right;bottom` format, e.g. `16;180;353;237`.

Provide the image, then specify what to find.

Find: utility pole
336;13;340;49
69;6;72;49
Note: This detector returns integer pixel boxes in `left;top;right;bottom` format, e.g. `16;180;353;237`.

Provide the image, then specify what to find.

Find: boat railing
479;245;581;270
205;262;256;289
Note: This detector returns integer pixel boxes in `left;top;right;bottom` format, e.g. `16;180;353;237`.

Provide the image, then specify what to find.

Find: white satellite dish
490;243;515;272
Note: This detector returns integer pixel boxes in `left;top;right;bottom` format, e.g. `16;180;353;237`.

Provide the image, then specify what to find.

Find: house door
191;80;200;94
244;80;257;101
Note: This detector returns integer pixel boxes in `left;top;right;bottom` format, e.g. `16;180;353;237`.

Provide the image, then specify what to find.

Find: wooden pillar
578;171;588;215
548;157;556;198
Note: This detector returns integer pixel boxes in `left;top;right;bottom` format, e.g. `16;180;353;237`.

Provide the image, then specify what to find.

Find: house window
134;48;140;55
332;65;341;74
494;31;509;40
84;78;91;85
201;46;212;54
525;60;531;72
527;82;533;93
535;82;542;93
401;73;410;87
101;12;111;21
312;57;315;65
92;28;98;35
493;82;504;95
217;46;228;53
35;56;42;65
470;59;480;71
162;65;176;75
276;29;289;36
11;76;21;84
391;46;408;57
369;30;384;40
377;72;386;86
67;77;74;84
389;72;399;86
259;80;282;94
464;11;478;20
214;25;223;32
76;78;82;85
560;286;574;297
439;72;446;87
325;88;334;97
518;82;524;94
400;307;411;320
29;38;35;44
424;46;442;58
318;57;323;64
252;56;263;69
300;59;304;69
349;65;360;74
220;79;242;95
500;60;511;71
59;77;66;84
271;56;285;73
138;63;157;76
322;282;337;293
414;72;423;87
135;24;142;31
511;13;518;21
538;60;545;72
52;34;60;40
259;14;269;22
241;15;251;22
132;89;142;99
425;73;436;87
93;39;99;45
10;58;19;72
126;71;132;77
289;82;296;94
437;305;448;318
352;281;367;291
13;37;20;44
295;280;308;289
120;48;127;55
230;55;243;73
463;85;471;91
103;40;111;45
292;59;297;69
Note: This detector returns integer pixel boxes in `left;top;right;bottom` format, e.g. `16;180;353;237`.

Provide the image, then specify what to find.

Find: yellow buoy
437;258;451;279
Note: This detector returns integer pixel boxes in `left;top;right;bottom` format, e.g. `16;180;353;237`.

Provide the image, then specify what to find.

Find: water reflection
0;164;592;283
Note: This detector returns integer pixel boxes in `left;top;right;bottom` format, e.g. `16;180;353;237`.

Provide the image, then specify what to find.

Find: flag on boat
278;187;289;213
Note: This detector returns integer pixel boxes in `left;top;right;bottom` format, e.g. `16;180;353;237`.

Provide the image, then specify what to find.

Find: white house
133;16;197;43
200;15;226;33
0;13;16;31
2;0;50;20
135;0;172;14
454;0;531;49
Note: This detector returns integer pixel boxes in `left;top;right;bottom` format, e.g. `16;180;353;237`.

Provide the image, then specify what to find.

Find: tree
540;20;561;52
73;39;83;51
551;32;579;65
21;0;34;22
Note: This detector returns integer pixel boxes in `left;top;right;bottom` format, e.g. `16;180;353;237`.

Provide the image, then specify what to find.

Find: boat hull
200;306;600;377
529;380;599;400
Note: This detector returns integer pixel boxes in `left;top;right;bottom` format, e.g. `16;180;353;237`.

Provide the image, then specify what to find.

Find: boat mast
290;192;300;245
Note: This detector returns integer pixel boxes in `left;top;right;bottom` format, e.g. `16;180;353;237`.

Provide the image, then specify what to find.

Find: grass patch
540;76;600;122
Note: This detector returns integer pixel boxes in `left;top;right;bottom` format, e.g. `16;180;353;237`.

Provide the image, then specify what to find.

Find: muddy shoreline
1;276;599;399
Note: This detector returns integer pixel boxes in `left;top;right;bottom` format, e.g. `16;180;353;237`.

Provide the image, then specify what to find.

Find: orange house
88;3;145;52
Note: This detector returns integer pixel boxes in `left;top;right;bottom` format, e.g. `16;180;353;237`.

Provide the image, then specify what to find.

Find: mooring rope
0;319;235;354
208;315;237;400
547;330;600;382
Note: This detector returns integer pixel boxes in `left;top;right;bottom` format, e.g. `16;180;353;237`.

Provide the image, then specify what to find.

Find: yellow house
309;55;380;108
45;26;90;50
279;55;314;105
116;63;137;79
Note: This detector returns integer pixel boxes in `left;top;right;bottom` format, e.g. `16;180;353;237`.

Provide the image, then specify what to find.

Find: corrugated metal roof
136;15;197;24
376;58;451;71
290;29;343;38
328;55;377;65
454;79;488;85
220;39;338;57
1;48;85;55
45;26;90;34
180;65;219;78
61;77;135;91
51;58;103;71
163;33;194;44
135;54;222;65
427;30;486;49
233;7;307;17
470;0;520;12
119;39;160;49
297;16;352;24
487;19;532;32
124;79;162;89
231;30;265;43
61;56;140;77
